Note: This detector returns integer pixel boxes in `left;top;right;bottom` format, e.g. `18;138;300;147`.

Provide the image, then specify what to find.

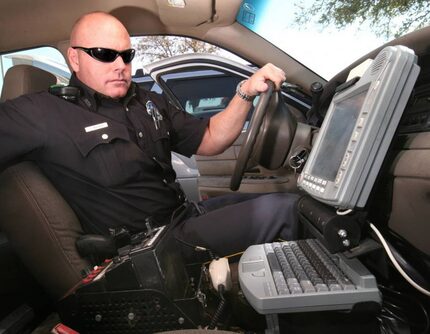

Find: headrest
0;64;57;102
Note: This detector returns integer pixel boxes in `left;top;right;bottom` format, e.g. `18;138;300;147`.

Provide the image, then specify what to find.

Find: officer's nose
112;55;127;69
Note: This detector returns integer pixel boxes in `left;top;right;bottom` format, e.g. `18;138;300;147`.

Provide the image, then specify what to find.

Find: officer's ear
67;47;80;72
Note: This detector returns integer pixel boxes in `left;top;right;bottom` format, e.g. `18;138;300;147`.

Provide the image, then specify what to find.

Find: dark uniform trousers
173;192;300;258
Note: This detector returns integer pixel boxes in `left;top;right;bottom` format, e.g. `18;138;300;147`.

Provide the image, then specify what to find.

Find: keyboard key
266;252;281;272
329;284;342;291
300;280;316;293
315;283;329;292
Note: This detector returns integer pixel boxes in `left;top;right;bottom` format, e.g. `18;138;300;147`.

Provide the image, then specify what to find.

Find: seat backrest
0;65;89;300
0;162;90;300
0;64;57;102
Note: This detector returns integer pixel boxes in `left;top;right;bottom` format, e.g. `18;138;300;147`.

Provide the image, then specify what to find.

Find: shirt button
101;134;109;140
138;132;143;138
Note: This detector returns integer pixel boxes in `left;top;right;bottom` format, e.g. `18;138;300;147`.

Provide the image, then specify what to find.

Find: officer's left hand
240;63;286;98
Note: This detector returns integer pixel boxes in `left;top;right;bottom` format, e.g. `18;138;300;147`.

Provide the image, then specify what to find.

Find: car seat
0;65;91;300
0;161;91;300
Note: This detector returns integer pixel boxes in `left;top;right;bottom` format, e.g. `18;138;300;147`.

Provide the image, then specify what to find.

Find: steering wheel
230;80;297;191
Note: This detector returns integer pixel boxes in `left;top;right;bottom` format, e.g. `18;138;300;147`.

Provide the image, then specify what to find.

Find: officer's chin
106;87;128;99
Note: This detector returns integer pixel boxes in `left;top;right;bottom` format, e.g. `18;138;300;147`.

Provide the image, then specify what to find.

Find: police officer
0;12;299;257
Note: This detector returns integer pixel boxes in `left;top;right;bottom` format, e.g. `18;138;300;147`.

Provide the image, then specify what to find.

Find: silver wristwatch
236;80;255;102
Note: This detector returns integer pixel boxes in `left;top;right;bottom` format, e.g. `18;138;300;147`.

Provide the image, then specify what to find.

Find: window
132;72;163;94
0;47;70;96
131;36;252;119
130;35;249;74
159;68;242;118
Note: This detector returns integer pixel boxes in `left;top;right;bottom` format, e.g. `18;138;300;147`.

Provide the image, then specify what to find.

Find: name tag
85;122;108;133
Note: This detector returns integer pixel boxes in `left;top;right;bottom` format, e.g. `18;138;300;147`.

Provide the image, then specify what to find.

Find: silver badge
146;100;163;130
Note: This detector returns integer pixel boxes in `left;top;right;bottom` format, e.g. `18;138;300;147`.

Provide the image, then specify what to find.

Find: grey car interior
0;1;429;333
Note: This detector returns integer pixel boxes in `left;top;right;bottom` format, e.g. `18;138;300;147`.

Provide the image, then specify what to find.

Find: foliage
295;0;430;38
133;36;220;64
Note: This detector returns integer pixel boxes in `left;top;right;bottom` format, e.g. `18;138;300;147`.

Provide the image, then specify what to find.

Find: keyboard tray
239;239;381;314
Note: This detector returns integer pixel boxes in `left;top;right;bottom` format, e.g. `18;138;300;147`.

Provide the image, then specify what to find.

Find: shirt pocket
74;123;130;157
73;123;132;186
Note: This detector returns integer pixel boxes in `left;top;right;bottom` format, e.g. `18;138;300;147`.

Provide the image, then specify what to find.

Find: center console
58;226;204;334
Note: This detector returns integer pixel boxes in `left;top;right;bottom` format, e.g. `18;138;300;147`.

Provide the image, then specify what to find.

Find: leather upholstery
0;162;90;300
0;64;89;300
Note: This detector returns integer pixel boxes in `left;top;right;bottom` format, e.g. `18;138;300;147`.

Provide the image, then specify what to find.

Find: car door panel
195;133;299;198
195;138;240;175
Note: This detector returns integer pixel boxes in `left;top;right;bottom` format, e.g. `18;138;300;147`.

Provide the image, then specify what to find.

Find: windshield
237;0;429;80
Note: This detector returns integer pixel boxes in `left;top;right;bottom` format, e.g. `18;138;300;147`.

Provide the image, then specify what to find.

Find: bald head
67;12;133;98
70;12;130;48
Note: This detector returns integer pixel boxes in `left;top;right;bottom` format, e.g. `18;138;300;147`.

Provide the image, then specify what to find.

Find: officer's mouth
109;79;129;86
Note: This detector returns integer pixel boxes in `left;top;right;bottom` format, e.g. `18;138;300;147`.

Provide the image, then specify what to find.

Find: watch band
236;80;255;102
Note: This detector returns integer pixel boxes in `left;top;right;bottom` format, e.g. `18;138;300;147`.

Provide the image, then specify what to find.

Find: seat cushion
0;162;90;300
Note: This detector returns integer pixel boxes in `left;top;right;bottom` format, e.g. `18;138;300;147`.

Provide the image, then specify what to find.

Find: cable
174;236;209;253
203;251;244;266
225;251;244;259
336;208;353;216
369;222;430;297
208;284;226;330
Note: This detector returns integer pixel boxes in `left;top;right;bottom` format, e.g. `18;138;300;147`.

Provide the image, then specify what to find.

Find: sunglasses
72;46;136;64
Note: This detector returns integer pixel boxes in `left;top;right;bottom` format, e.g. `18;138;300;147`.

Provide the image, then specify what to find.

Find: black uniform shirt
0;74;209;234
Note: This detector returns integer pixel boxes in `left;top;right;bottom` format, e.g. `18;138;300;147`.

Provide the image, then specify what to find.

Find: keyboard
238;239;381;314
